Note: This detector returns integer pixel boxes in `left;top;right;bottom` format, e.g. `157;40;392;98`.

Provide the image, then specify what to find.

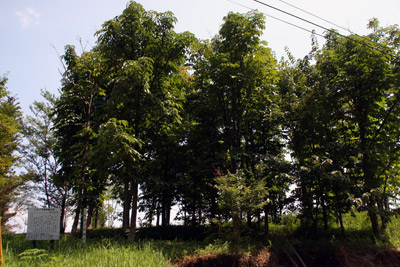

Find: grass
2;235;170;267
2;212;400;266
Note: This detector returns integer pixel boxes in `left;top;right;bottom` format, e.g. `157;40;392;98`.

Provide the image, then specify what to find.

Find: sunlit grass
2;212;400;266
2;235;169;267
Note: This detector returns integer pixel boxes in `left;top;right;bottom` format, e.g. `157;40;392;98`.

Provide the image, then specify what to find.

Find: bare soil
176;247;400;267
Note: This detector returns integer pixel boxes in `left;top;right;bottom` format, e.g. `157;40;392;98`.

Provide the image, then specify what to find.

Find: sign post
0;217;3;267
27;208;60;243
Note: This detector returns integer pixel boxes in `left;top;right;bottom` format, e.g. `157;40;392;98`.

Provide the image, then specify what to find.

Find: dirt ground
175;247;400;267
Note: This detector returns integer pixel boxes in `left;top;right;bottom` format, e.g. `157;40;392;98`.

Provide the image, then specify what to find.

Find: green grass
2;212;400;266
269;211;400;250
2;235;170;267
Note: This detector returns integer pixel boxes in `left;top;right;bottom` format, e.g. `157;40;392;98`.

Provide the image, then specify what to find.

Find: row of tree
2;1;400;240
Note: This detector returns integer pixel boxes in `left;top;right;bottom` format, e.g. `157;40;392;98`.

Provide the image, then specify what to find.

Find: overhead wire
227;0;325;39
276;0;398;56
251;0;393;57
278;0;353;34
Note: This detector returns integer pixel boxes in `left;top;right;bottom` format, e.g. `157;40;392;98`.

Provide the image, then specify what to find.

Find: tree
280;21;400;237
0;75;23;230
315;22;400;237
21;89;71;232
185;10;281;226
178;40;225;225
207;10;279;173
256;155;292;235
95;1;194;240
54;47;107;237
215;169;267;253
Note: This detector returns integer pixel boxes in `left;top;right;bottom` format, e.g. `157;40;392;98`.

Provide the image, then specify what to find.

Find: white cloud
15;7;41;28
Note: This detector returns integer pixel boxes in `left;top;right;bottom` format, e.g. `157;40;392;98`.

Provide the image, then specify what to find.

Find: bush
136;225;209;241
86;227;127;239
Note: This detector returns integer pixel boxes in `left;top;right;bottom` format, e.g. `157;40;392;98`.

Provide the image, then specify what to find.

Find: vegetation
2;212;400;266
2;234;169;267
0;75;23;230
2;0;400;265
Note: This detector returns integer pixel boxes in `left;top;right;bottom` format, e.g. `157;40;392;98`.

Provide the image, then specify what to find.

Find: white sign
26;208;60;240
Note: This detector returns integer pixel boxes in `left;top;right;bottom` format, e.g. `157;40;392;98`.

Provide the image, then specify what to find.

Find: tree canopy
3;1;400;242
0;75;23;230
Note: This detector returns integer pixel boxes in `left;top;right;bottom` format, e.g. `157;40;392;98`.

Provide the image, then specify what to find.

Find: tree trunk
272;200;277;223
80;206;86;236
380;196;390;231
368;199;381;238
358;104;381;238
161;195;171;227
264;206;269;236
128;183;138;242
166;201;171;226
147;205;154;227
44;160;51;208
184;210;187;226
232;211;241;255
199;209;203;225
156;202;160;227
122;180;131;230
70;202;81;238
312;202;319;239
210;190;217;221
318;175;328;231
191;194;197;226
338;211;345;236
161;197;166;227
94;208;99;228
86;205;94;230
247;212;252;228
60;190;67;234
321;197;328;231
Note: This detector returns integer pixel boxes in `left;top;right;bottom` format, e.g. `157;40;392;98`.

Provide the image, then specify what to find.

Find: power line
252;0;392;57
227;0;325;38
278;0;352;34
253;0;348;35
227;0;393;57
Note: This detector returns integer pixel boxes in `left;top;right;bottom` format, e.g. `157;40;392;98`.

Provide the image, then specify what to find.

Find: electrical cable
252;0;393;57
227;0;325;38
278;0;352;34
277;0;397;57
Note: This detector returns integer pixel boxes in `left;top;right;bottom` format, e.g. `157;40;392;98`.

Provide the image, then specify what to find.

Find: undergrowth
2;235;169;267
2;212;400;266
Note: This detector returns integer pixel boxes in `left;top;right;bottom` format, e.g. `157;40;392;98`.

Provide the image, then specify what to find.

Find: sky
1;0;399;115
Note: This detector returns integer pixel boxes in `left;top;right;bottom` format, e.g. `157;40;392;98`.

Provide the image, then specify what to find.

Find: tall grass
2;234;169;267
3;212;400;266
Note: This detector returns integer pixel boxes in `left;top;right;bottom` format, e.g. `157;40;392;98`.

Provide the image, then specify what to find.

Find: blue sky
1;0;399;115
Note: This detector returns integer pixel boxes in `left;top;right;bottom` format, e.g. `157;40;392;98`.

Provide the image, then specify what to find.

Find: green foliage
385;215;400;247
0;75;23;229
3;212;400;266
54;46;109;236
215;170;268;252
20;89;70;213
92;0;196;233
21;0;400;246
314;21;400;236
195;240;230;255
143;225;209;241
215;170;268;215
279;20;400;238
180;9;282;227
86;227;127;240
18;249;49;261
